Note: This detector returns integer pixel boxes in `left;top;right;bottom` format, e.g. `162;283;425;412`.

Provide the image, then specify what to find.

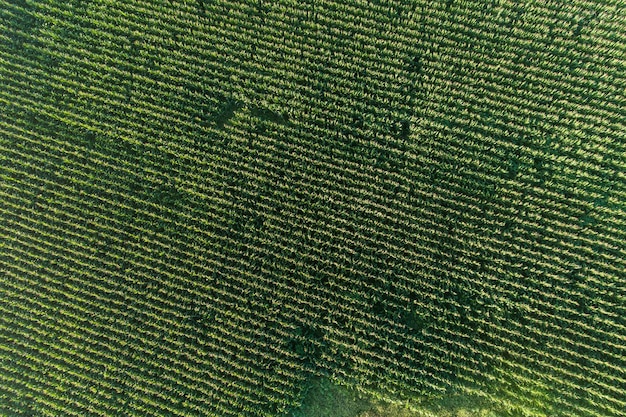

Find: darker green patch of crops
250;106;290;126
0;0;40;51
212;97;244;128
287;324;326;368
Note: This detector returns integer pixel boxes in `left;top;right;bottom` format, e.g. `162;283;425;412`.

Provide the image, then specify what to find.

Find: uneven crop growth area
1;0;625;416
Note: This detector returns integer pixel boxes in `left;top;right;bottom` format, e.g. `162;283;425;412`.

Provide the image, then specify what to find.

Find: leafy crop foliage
1;0;625;416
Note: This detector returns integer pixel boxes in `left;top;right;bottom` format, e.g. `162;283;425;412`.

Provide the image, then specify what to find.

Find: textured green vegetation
1;0;625;416
292;378;373;417
291;378;508;417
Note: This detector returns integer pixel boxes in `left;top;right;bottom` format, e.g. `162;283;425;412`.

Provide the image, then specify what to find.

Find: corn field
1;0;625;416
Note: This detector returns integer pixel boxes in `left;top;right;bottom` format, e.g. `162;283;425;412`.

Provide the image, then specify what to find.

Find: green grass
291;377;536;417
1;0;625;416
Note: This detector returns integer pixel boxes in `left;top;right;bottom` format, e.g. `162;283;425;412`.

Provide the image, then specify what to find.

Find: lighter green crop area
292;378;545;417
